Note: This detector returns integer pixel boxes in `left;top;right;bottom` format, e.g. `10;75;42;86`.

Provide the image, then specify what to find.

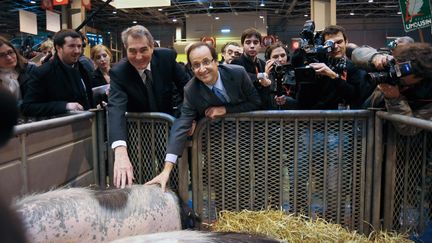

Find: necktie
143;70;158;111
212;86;228;104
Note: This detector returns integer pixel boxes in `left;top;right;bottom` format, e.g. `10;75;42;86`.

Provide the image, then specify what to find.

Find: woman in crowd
264;43;297;109
38;39;54;65
0;36;36;108
91;44;112;87
90;44;112;108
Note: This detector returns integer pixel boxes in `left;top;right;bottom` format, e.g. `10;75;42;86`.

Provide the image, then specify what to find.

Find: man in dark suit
109;25;189;188
21;29;93;117
145;42;262;191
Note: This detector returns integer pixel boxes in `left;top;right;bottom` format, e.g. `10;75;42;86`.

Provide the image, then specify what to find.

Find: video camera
299;20;335;63
269;20;334;96
368;60;413;86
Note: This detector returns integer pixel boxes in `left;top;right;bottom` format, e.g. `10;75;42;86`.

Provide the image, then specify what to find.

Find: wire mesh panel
192;111;372;232
125;113;180;190
383;125;432;235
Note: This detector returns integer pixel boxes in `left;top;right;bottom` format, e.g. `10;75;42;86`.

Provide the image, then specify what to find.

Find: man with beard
22;29;93;116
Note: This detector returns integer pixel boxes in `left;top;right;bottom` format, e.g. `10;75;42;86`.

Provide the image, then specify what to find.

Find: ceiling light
350;12;355;15
215;16;220;20
368;0;373;2
113;11;117;14
397;11;402;14
158;8;163;11
209;4;213;9
221;28;231;33
260;2;265;7
132;20;137;24
259;15;264;18
172;18;177;22
304;14;308;17
30;0;36;4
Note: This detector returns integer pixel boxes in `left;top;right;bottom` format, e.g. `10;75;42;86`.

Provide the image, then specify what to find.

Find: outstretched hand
113;146;134;188
145;162;174;192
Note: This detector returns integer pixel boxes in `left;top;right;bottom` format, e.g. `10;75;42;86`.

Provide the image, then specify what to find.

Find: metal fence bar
376;111;432;131
372;113;383;229
383;126;397;229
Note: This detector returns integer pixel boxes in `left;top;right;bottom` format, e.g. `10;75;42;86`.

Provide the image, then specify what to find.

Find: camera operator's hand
378;83;400;99
309;63;338;79
274;95;287;106
265;59;275;74
371;54;393;70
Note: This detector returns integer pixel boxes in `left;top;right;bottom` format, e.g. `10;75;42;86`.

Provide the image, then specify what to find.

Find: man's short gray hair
121;25;154;48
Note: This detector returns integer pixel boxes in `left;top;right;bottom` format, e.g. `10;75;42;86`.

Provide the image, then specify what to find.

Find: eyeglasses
0;49;16;59
191;58;214;71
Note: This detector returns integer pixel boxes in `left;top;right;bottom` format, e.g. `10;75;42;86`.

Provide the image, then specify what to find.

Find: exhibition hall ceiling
1;0;402;34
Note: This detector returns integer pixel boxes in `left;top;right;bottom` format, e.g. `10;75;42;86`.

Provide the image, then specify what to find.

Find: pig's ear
0;87;18;147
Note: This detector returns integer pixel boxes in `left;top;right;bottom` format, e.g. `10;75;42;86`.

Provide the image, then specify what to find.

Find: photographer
356;43;432;136
295;25;372;110
264;43;297;109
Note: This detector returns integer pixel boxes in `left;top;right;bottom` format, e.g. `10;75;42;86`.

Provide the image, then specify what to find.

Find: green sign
399;0;432;32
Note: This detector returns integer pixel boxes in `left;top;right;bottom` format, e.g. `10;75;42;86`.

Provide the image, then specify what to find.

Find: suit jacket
166;64;262;156
21;55;93;116
108;48;189;144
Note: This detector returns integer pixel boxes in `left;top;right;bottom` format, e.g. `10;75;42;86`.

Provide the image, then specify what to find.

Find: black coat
92;68;108;88
17;62;37;99
21;55;93;116
108;48;190;144
296;59;372;109
231;54;270;109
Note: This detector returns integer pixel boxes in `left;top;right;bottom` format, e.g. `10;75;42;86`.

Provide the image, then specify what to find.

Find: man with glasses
220;42;242;64
109;25;189;188
146;42;261;191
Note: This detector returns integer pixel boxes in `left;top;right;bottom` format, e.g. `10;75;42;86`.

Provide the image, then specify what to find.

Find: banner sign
399;0;432;32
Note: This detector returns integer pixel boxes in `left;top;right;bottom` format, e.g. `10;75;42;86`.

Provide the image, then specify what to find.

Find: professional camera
270;61;295;96
290;20;335;84
368;60;413;85
299;20;335;60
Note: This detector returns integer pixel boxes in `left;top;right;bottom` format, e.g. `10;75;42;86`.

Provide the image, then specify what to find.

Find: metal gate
110;112;189;200
375;111;432;236
191;110;374;232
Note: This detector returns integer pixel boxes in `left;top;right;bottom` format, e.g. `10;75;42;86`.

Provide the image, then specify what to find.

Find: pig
110;230;284;243
14;185;182;243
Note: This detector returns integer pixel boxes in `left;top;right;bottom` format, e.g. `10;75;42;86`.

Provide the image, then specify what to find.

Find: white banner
19;10;37;35
46;10;60;32
105;0;170;9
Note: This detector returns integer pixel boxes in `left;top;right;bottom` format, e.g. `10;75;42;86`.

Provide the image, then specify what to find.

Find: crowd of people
0;24;431;189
